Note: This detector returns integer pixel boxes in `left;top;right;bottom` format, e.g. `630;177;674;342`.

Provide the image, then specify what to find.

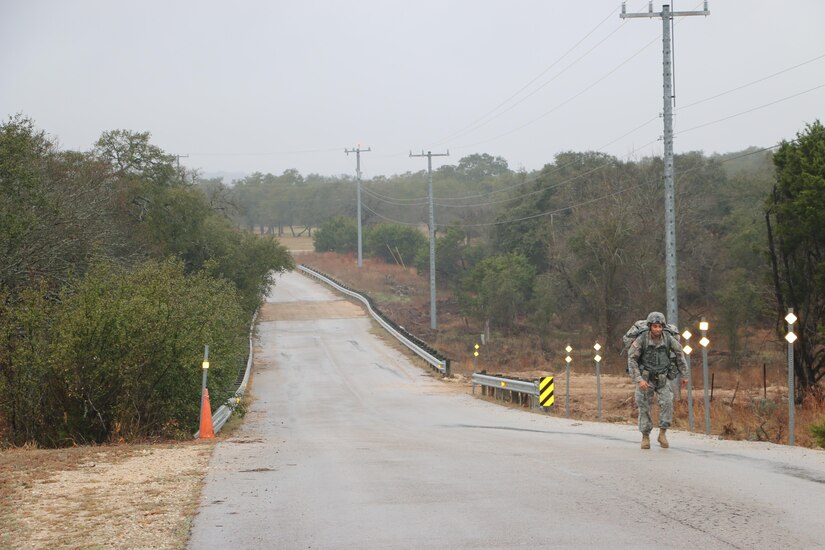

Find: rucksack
620;319;679;357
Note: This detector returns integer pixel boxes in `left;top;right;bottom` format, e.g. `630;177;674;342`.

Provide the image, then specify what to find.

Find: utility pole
175;154;189;182
410;149;449;330
621;1;709;329
345;146;371;268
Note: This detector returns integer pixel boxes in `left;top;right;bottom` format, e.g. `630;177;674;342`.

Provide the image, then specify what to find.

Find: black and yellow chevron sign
539;376;555;407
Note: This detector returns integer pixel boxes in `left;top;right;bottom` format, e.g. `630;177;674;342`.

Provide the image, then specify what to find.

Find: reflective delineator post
594;342;602;421
565;345;572;419
682;330;694;432
699;319;711;435
785;309;797;446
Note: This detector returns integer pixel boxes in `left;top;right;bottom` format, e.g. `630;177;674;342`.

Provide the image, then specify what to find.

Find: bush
54;259;248;442
313;216;358;253
811;418;825;448
0;286;55;445
199;215;294;313
365;223;426;265
458;253;536;331
0;259;249;446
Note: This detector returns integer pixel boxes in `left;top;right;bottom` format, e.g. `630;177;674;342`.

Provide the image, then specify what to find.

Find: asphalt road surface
188;270;825;549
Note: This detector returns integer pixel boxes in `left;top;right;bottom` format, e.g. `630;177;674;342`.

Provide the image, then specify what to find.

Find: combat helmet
646;311;666;326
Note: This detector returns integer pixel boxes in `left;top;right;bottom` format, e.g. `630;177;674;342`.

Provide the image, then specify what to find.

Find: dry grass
274;234;315;252
0;440;214;549
299;250;825;449
0;392;252;549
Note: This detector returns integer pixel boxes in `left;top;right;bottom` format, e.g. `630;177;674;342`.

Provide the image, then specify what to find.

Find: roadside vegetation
3;114;823;449
0;116;293;447
297;248;825;448
232;122;825;448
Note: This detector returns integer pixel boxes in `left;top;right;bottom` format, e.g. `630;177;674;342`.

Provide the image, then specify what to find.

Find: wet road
188;270;825;549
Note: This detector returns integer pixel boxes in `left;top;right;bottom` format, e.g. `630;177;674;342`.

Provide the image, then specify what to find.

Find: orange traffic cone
199;388;215;439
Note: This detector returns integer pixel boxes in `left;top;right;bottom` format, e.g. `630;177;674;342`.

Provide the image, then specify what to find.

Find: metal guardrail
298;265;449;375
194;309;258;438
471;373;541;409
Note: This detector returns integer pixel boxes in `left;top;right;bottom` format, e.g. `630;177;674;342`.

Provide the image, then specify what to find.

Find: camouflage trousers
634;372;674;434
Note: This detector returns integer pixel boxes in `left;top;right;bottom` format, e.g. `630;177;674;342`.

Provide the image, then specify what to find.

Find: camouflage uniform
627;331;688;434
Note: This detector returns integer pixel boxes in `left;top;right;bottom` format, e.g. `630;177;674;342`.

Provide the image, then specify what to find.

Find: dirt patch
276;234;314;252
0;441;213;549
258;299;365;321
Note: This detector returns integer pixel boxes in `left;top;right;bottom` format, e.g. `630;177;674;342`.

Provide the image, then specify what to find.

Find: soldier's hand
681;377;688;387
639;379;650;390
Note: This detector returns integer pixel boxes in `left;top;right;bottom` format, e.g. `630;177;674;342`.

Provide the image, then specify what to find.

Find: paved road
188;270;825;549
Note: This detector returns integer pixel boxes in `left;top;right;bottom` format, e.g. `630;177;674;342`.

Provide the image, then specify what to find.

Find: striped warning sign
539;376;555;407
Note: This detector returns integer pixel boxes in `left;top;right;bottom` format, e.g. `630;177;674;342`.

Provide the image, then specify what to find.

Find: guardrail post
565;345;573;418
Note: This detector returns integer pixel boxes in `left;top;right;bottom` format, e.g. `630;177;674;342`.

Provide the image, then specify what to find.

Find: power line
451;32;662;151
432;7;625;146
432;76;822;207
677;53;825;111
449;183;643;228
190;147;341;157
364;130;660;208
676;83;825;137
359;138;784;237
361;187;429;207
432;139;781;230
361;201;420;226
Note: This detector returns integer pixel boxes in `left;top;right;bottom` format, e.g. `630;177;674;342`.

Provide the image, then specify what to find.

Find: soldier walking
627;312;688;449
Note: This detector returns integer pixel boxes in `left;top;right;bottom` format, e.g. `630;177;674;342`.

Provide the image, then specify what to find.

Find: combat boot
658;429;669;448
641;433;650;449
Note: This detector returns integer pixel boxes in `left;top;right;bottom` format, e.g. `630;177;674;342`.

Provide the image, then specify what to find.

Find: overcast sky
2;1;824;180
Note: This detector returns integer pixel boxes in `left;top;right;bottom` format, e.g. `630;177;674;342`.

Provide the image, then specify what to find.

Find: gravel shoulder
0;441;214;549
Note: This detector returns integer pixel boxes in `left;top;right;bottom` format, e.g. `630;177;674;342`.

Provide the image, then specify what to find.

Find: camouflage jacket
627;332;688;384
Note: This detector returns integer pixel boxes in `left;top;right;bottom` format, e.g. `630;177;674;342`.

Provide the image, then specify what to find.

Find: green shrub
365;223;425;265
0;259;250;446
313;216;357;253
50;259;248;443
810;418;825;448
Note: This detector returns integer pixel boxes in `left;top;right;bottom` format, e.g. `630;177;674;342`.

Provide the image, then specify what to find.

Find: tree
0;119;293;446
0;115;119;296
313;216;358;253
365;224;426;266
0;259;251;445
414;226;478;290
50;260;249;443
459;253;535;332
766;120;825;393
94;129;176;185
455;153;510;182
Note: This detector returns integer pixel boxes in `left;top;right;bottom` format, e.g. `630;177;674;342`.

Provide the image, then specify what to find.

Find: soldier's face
650;323;663;337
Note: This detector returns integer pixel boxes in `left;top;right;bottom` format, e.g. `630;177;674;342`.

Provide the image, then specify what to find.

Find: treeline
0;116;293;446
222;124;823;394
230;151;774;350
